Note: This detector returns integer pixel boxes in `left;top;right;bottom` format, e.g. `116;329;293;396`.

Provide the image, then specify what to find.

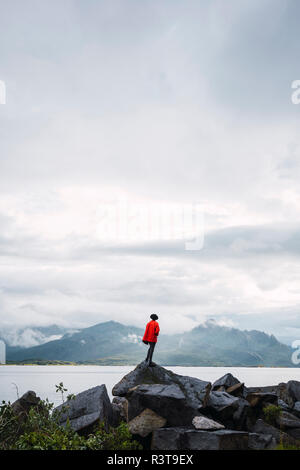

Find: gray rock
277;382;296;407
292;401;300;419
226;382;245;397
112;396;128;422
126;383;195;425
206;391;250;429
212;373;240;391
294;401;300;412
184;429;249;450
112;362;211;411
247;383;294;407
245;392;278;408
128;408;166;437
232;398;252;430
192;415;225;430
278;398;291;411
246;385;278;394
276;410;300;429
248;433;276;450
113;361;211;427
12;391;42;422
252;419;281;442
111;403;123;426
252;418;298;445
54;385;113;433
287;381;300;404
208;391;240;414
286;427;300;440
151;427;184;450
214;386;226;392
129;383;186;400
151;427;248;450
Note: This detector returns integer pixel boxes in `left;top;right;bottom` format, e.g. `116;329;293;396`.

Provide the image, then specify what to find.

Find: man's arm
143;322;149;340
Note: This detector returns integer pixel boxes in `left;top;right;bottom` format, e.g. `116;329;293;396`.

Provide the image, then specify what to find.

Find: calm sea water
1;365;300;406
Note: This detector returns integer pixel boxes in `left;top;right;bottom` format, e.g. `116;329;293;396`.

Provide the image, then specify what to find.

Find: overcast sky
1;0;300;342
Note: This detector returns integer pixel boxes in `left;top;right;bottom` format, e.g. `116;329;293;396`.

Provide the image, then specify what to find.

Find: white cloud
121;334;142;344
1;328;63;348
1;0;300;340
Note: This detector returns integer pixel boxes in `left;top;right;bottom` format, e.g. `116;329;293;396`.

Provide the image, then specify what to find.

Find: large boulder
113;361;211;426
128;408;166;438
54;385;113;433
126;383;195;425
112;361;211;408
151;427;248;450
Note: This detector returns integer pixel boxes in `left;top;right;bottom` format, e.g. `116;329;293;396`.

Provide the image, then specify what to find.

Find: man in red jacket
142;314;160;367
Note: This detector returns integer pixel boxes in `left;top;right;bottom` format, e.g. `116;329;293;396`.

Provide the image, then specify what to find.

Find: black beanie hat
150;314;158;320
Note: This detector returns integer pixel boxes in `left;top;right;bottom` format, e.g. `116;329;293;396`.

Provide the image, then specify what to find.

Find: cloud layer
0;1;300;342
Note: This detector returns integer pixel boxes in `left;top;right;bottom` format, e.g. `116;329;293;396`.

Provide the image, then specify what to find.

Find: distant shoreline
2;362;300;368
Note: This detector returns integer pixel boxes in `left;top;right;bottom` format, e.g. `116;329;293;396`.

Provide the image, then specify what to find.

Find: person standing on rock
142;314;160;367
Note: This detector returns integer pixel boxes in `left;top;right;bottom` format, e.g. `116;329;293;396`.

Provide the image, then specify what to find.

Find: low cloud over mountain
6;320;297;367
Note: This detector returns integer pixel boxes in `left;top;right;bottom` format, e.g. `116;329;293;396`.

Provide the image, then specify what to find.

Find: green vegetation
263;404;282;426
0;384;142;450
275;442;300;450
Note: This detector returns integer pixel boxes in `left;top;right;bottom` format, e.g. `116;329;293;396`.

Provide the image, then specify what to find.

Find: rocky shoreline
13;362;300;450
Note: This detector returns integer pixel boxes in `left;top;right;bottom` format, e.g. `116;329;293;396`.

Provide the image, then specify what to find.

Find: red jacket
143;320;160;343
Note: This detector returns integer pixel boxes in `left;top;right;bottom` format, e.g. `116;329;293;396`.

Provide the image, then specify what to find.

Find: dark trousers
145;341;156;363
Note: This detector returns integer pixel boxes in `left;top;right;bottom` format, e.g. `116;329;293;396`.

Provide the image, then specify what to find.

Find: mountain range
4;319;297;367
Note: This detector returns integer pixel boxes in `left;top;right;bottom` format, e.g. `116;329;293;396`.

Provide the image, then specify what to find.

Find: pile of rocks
110;362;300;450
15;362;300;450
